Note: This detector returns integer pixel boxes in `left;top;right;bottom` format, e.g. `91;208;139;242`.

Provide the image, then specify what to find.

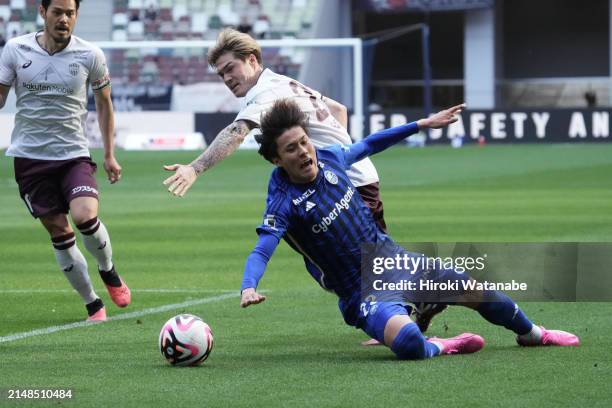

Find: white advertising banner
120;132;206;151
5;111;200;150
171;82;241;113
86;111;201;150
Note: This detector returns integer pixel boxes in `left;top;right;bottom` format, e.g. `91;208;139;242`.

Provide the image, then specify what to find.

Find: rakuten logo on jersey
71;185;98;196
311;186;354;234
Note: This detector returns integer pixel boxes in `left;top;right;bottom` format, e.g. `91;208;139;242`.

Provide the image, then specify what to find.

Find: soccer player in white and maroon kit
0;0;130;321
164;29;383;227
163;28;444;339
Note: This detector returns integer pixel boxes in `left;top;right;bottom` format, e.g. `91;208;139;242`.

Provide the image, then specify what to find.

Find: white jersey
0;32;111;160
235;69;379;187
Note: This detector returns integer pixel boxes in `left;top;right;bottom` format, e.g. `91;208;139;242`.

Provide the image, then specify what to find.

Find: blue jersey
257;145;389;297
242;121;420;301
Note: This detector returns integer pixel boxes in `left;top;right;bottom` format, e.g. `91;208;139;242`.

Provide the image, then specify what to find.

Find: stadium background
1;1;611;407
0;0;610;147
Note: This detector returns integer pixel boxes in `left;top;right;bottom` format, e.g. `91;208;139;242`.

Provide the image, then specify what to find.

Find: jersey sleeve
245;183;291;290
88;46;111;92
241;231;280;291
234;100;267;126
255;188;291;240
323;144;368;170
332;143;368;169
324;122;421;168
0;41;17;86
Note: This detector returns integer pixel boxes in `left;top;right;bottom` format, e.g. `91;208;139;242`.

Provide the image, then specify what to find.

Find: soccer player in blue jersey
239;99;580;359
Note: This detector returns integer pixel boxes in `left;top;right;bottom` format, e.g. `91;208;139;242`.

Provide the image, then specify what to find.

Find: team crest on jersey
324;170;338;185
69;63;80;76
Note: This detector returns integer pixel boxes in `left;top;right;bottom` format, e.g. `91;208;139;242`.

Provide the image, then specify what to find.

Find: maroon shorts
356;182;387;233
14;156;99;218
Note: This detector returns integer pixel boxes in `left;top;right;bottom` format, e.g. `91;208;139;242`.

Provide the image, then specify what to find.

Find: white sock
429;341;444;354
52;235;97;304
517;324;543;345
78;217;113;272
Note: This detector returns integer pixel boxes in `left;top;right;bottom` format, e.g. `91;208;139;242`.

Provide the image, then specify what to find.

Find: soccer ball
159;314;214;366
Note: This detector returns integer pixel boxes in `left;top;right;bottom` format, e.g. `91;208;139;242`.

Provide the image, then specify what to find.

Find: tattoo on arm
189;121;252;175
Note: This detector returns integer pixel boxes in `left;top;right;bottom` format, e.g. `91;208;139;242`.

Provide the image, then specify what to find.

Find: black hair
41;0;81;10
257;99;309;163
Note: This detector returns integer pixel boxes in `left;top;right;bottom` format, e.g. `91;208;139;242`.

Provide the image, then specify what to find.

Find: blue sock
391;322;441;360
476;290;533;335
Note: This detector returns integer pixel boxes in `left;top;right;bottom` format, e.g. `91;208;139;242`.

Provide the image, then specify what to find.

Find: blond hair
207;28;262;68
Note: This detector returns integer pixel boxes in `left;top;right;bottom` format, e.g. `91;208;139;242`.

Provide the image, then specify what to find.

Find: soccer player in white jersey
0;0;130;322
163;28;445;340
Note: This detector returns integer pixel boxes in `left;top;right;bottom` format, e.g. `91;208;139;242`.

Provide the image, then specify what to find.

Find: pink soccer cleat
87;307;107;322
517;326;580;347
105;278;131;308
429;333;485;355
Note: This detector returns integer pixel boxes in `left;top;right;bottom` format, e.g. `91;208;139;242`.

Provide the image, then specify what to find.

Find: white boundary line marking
0;292;238;344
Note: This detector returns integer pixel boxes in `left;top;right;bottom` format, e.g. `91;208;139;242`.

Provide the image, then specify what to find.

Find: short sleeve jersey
0;32;111;160
235;69;379;187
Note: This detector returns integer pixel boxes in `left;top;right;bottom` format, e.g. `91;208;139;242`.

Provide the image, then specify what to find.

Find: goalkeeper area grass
1;144;611;407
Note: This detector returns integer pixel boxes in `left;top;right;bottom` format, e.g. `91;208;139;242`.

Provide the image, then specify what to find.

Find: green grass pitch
1;144;611;407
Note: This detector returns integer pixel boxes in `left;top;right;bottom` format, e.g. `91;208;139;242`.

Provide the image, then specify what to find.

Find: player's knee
70;205;98;228
390;323;428;360
70;201;98;226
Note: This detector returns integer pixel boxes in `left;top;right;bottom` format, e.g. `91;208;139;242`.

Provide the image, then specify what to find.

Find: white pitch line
0;292;238;344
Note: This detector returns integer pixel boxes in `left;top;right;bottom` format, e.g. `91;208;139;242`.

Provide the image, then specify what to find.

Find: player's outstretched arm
94;86;122;184
240;232;280;308
341;103;466;166
417;103;465;129
0;84;10;109
163;120;254;197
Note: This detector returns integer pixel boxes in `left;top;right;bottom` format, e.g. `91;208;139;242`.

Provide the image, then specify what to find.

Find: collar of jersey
34;30;73;56
241;68;276;105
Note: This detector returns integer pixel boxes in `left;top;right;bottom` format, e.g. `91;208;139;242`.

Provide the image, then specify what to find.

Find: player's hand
240;288;266;308
104;156;122;184
163;164;197;197
417;103;466;129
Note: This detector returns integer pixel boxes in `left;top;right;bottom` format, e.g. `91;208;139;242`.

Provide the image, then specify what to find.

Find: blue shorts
357;301;412;343
339;293;412;344
340;245;474;342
